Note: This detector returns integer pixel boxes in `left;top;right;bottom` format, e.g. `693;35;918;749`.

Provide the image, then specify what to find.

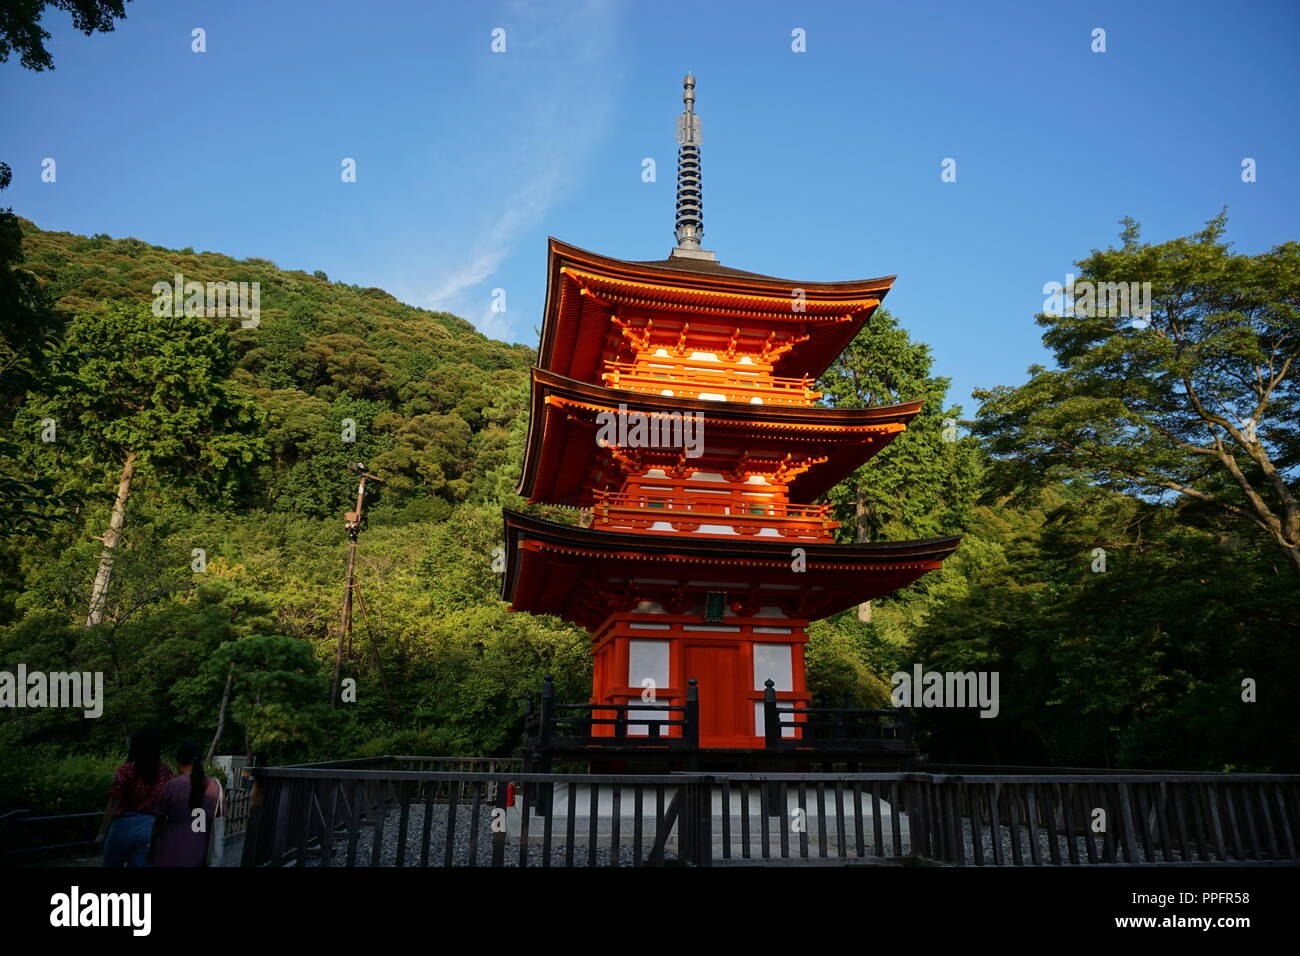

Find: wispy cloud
419;0;619;340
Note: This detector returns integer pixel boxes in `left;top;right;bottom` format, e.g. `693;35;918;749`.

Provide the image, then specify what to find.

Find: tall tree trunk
855;485;873;623
206;663;235;763
85;451;138;627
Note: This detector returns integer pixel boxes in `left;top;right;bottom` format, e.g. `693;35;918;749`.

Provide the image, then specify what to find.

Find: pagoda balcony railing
601;361;822;406
524;676;700;751
763;682;914;752
590;490;839;540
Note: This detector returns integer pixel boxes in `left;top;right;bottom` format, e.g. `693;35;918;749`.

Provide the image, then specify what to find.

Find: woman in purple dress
149;742;223;867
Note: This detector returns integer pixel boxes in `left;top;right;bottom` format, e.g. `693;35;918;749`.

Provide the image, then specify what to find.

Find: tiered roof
537;239;897;384
502;238;960;621
503;509;959;631
501;76;959;626
518;367;919;505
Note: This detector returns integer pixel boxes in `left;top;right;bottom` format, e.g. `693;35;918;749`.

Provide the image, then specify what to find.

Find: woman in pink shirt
96;727;173;867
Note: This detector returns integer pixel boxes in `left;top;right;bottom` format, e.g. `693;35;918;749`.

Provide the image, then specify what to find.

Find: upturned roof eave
500;508;962;616
538;238;896;378
530;367;922;425
547;237;898;294
505;508;962;560
515;368;922;502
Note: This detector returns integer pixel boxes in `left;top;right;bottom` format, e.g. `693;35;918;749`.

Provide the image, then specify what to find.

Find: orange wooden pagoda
502;76;959;750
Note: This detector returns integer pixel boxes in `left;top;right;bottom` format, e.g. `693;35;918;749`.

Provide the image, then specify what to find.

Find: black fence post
685;678;700;750
239;774;267;867
538;675;554;748
522;694;536;810
682;775;713;867
764;679;780;749
898;705;914;750
677;780;694;864
490;779;508;867
906;776;927;862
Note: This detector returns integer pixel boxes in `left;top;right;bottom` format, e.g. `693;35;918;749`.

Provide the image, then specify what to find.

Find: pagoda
503;75;959;750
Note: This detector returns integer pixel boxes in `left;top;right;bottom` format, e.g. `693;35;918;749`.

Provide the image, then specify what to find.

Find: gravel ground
267;798;1201;867
959;819;1202;864
305;804;680;867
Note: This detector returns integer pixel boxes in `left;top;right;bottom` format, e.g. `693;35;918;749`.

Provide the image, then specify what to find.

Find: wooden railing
238;761;1300;867
903;772;1300;866
0;809;100;864
240;765;713;868
602;361;821;406
590;490;838;540
763;681;914;752
2;784;255;863
524;675;698;750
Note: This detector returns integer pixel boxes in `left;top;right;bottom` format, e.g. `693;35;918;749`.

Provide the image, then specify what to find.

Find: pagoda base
524;745;923;776
590;606;811;750
506;780;909;854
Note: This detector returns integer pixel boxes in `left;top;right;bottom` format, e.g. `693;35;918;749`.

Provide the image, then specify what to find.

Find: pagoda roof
518;368;920;506
538;238;895;384
501;509;961;631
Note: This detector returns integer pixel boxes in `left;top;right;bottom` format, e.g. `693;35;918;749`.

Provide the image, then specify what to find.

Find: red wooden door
684;644;744;745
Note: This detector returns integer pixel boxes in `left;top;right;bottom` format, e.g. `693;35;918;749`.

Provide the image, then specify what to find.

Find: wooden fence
0;756;520;865
238;762;1300;868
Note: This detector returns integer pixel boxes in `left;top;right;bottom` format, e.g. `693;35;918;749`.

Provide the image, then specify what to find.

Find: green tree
977;215;1300;577
0;164;102;538
0;0;129;71
818;307;981;620
910;486;1299;770
0;163;60;408
175;634;332;763
21;301;265;625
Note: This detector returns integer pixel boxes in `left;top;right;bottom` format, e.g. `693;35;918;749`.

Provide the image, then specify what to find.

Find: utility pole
330;462;396;719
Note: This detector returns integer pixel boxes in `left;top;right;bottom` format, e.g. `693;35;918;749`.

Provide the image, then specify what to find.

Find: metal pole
353;580;397;722
331;474;368;707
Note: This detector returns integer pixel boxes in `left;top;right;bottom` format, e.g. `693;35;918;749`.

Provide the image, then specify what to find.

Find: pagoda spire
672;73;715;261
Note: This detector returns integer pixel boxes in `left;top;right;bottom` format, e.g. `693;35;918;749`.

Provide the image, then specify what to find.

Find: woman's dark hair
175;741;206;812
126;727;162;785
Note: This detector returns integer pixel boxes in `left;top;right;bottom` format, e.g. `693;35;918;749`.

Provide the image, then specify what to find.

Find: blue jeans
103;812;154;867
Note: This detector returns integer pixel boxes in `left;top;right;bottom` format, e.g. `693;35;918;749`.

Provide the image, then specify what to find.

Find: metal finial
673;73;712;258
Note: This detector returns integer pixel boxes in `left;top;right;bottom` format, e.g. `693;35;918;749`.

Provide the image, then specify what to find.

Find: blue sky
2;0;1296;411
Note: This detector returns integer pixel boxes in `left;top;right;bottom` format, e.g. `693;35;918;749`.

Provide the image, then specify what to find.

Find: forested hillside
1;214;1296;813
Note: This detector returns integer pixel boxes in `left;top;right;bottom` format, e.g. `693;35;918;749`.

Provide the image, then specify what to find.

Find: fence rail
522;675;917;764
238;760;1300;868
764;681;913;751
525;676;699;750
0;809;101;863
1;757;520;865
911;773;1300;866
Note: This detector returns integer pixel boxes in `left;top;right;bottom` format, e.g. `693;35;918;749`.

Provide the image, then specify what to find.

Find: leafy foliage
977;214;1300;575
0;0;130;72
